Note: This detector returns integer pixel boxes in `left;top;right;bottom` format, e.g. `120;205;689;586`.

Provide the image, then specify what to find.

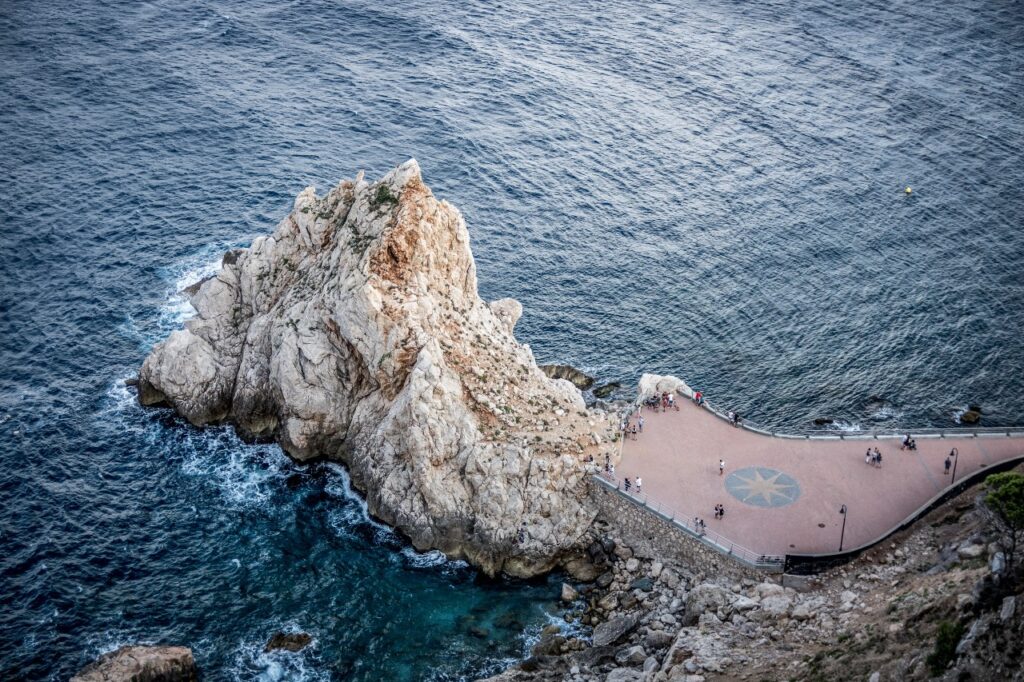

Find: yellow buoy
905;186;912;194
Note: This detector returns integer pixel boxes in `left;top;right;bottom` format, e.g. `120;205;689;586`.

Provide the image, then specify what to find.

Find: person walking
865;448;872;465
944;456;952;475
719;459;725;476
638;415;644;433
635;477;642;493
624;477;632;492
631;424;638;441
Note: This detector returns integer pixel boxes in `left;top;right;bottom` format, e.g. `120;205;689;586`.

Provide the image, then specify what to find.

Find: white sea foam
825;419;863;432
323;463;394;534
228;627;328;682
869;405;904;423
165;249;225;325
178;431;289;511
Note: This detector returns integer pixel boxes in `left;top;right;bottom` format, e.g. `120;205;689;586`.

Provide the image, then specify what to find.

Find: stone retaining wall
588;477;771;581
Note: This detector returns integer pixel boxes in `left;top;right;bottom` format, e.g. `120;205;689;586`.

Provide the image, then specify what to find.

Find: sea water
1;0;1022;678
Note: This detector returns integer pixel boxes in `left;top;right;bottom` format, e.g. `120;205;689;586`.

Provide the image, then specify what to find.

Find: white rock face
638;373;693;399
138;161;611;577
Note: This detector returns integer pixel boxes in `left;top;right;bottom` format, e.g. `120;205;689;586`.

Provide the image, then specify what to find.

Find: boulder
136;161;612;578
264;632;313;652
532;634;566;656
1000;596;1016;622
960;409;981;424
759;594;793;617
593;615;640;647
539;364;595;390
593;382;621;399
630;577;654;592
684;584;733;625
790;604;811;620
957;542;985;559
574;645;617;668
644;630;675;650
561;582;579;602
565;556;603;582
754;582;785;599
71;646;196;682
731;596;758;612
615;645;647;665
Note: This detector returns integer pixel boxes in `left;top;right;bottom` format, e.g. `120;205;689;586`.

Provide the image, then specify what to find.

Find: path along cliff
137;160;618;578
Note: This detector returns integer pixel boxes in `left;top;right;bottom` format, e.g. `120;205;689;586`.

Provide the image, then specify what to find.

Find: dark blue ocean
1;0;1022;678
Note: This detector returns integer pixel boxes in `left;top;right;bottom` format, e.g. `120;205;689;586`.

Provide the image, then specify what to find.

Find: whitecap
825;419;862;432
228;627;328;682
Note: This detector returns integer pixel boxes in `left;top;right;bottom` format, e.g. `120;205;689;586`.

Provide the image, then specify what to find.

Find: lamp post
950;447;959;484
839;505;848;552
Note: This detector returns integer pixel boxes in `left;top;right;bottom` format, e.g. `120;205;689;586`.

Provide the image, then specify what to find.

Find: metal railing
592;473;785;571
632;396;1024;441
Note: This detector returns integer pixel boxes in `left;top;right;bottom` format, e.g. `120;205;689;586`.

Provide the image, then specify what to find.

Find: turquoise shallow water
1;0;1022;678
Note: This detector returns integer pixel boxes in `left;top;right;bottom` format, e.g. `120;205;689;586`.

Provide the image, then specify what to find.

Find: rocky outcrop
637;374;692;400
264;632;312;652
138;161;617;577
71;646;196;682
539;364;595;390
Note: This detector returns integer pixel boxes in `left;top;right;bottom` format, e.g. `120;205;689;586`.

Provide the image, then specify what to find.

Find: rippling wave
1;0;1022;678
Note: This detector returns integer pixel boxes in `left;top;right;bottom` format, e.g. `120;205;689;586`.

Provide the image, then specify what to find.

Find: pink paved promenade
614;399;1024;558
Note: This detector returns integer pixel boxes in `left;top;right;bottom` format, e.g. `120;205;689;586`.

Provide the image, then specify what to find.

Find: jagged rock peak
138;160;616;577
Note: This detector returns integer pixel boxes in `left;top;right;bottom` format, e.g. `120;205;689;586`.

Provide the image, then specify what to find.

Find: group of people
643;391;679;412
727;410;742;427
692;504;727;536
901;434;918;451
865;447;884;467
623;476;643;493
620;414;644;441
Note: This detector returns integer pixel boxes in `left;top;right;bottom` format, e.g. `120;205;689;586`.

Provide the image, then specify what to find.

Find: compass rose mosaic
725;467;801;508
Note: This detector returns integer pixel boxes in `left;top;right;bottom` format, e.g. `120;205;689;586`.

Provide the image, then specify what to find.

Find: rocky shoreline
488;467;1024;681
102;162;1022;682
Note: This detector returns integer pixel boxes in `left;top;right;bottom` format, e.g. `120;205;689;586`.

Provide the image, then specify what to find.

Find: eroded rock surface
71;646;196;682
138;161;616;577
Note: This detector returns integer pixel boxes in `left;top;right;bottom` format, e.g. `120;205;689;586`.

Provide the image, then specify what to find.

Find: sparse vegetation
370;183;398;208
982;471;1024;575
926;620;965;675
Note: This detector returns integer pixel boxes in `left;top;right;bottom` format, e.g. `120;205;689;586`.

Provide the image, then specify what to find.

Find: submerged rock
961;409;981;424
540;364;595;390
71;645;196;682
592;382;621;399
264;632;313;652
137;161;612;577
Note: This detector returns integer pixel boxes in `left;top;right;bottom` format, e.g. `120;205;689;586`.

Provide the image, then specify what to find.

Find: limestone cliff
138;160;616;577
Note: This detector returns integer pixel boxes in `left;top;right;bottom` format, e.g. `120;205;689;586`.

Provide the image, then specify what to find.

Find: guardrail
592;473;785;572
630;396;1024;441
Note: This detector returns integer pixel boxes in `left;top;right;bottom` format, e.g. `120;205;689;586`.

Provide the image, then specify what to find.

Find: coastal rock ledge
138;160;615;577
